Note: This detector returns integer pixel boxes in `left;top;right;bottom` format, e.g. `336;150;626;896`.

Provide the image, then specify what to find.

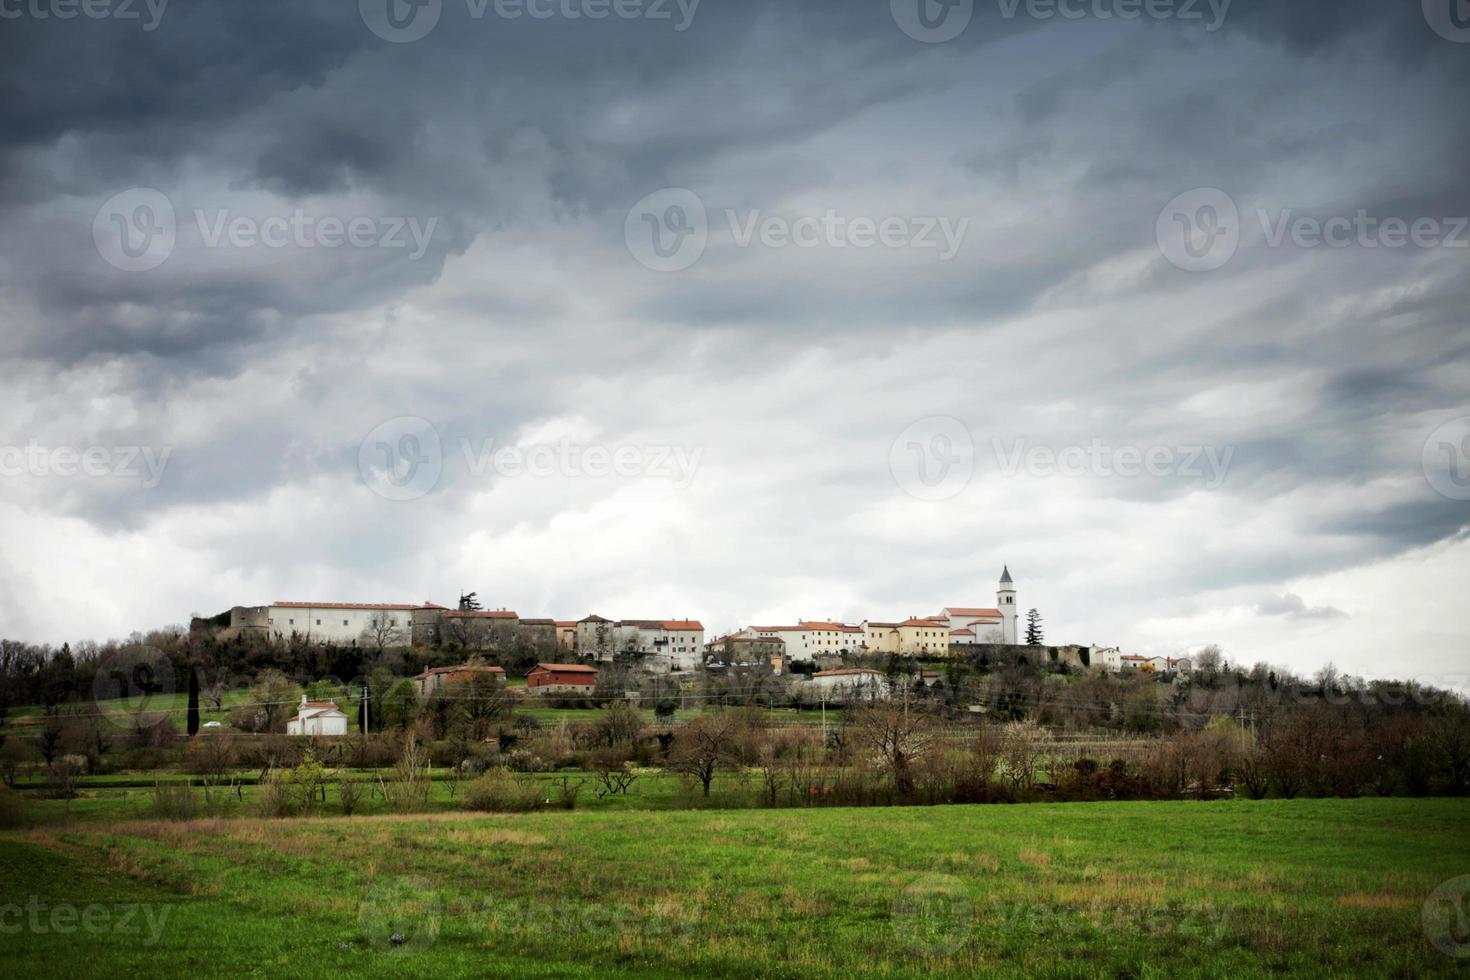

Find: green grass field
2;798;1467;977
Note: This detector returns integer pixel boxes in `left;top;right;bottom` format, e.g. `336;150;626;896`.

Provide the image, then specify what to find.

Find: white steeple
997;565;1018;644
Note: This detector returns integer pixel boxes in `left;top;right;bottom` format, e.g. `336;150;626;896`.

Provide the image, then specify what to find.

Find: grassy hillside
2;798;1467;977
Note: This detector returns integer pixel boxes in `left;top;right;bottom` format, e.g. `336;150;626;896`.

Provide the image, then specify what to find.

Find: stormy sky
1;0;1467;686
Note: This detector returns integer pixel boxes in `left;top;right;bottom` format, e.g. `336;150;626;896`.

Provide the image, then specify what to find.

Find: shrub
151;781;200;821
256;777;297;818
0;785;31;829
338;776;365;816
463;769;545;812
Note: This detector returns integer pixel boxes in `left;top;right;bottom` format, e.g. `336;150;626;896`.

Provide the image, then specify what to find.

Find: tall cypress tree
1024;609;1044;646
186;667;200;736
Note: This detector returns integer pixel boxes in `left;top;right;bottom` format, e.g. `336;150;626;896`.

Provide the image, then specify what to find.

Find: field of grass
2;798;1467;977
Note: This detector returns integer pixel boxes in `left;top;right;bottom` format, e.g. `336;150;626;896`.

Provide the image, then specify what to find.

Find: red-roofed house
286;695;349;736
413;663;506;697
526;663;599;694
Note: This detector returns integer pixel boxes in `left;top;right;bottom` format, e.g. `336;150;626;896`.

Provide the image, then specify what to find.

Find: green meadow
2;797;1467;978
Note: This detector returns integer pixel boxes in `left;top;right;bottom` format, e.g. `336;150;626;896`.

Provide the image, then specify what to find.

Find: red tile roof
414;664;506;679
445;610;518;619
274;601;426;611
944;607;1002;618
530;663;599;673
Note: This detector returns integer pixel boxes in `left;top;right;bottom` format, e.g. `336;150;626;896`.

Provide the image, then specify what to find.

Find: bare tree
1000;720;1051;794
668;713;744;797
852;702;938;797
369;615;406;656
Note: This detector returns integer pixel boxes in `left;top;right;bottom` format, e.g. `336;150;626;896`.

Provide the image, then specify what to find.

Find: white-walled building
805;668;890;700
623;619;706;671
286;697;349;736
265;601;421;645
576;615;704;670
745;622;864;662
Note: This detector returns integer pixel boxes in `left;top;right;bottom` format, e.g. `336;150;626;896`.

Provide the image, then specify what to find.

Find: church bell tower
998;565;1018;644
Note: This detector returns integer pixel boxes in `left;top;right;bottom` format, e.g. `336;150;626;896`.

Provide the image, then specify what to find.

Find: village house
413;663;506;697
805;668;891;700
526;663;599;694
555;621;578;650
574;616;705;670
285;696;349;736
706;634;785;673
742;622;864;662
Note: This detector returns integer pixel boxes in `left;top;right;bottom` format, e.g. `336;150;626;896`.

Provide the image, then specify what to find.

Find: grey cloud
1255;593;1347;621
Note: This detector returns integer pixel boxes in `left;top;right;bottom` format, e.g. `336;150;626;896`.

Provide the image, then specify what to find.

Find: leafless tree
852;703;938;797
1000;720;1051;794
668;713;744;797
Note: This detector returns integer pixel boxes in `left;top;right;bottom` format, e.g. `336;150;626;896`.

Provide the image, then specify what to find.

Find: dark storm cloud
0;0;1467;655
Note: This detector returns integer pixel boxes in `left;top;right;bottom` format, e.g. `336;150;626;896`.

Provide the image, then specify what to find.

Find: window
343;619;349;626
316;619;322;626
